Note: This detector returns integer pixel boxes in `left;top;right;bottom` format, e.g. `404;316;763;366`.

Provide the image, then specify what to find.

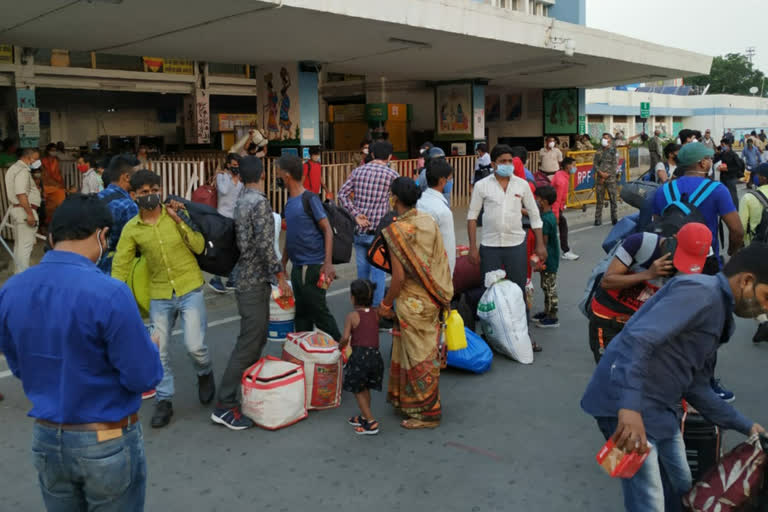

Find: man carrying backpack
738;162;768;344
279;155;342;340
588;223;711;363
112;170;215;429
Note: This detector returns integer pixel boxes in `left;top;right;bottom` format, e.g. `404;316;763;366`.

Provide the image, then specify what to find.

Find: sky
587;0;768;79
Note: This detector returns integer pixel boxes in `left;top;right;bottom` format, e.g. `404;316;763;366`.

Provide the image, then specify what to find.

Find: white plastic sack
241;357;307;430
282;330;342;410
477;270;534;364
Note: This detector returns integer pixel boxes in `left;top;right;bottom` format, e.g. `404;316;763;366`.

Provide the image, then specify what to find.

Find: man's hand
648;253;674;279
166;200;185;224
25;212;36;227
612;409;649;454
469;246;481;266
320;262;336;284
535;243;547;264
277;273;293;298
355;214;370;229
749;423;766;437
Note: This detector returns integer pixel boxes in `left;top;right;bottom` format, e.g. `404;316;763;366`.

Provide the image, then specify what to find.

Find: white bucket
269;284;295;342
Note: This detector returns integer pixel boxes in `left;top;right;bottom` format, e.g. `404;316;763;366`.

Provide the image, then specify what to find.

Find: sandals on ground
348;415;366;426
354;419;380;435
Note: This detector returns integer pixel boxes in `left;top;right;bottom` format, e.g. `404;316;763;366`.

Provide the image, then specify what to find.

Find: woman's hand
377;303;394;319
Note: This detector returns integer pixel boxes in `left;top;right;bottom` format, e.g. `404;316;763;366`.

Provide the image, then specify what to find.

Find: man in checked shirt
338;140;399;312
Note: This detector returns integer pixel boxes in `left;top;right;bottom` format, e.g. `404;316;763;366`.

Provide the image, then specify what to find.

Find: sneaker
211;405;254;431
594;219;602;226
207;278;227;294
710;378;735;402
536;317;560;329
378;317;394;332
142;389;156;400
562;251;580;261
151;400;173;428
198;372;216;405
753;322;768;344
532;312;547;321
225;280;237;291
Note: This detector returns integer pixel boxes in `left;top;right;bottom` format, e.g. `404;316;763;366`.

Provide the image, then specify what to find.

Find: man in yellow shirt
112;170;214;428
738;162;768;344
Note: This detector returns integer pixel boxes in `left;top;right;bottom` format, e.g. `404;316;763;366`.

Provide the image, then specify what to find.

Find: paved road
1;214;766;512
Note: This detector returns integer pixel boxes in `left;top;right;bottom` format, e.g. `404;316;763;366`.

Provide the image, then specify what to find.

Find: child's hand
338;336;350;348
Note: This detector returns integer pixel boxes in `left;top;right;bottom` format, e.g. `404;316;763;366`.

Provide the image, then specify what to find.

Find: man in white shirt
473;143;492;186
539;136;563;174
4;148;42;273
468;144;547;300
209;153;244;293
417;158;456;276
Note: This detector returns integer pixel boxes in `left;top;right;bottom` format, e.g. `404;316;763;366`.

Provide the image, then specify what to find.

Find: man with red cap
588;222;712;363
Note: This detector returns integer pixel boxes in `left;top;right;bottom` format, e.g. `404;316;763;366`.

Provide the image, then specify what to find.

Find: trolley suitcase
683;409;722;480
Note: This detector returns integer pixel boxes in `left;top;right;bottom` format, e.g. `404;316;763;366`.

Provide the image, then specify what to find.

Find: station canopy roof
0;0;712;88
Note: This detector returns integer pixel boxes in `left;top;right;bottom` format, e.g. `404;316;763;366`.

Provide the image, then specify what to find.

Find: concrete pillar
183;63;210;145
298;66;320;146
473;83;485;141
606;115;614;137
12;47;40;148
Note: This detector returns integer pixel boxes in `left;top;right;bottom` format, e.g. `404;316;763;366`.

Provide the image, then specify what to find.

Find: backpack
578;232;658;318
747;189;768;244
301;191;355;265
167;195;240;276
648;179;721;238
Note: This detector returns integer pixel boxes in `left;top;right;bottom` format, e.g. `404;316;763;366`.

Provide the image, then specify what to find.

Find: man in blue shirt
581;243;768;512
97;155;139;273
279;154;341;340
743;137;763;187
0;195;162;511
652;142;744;262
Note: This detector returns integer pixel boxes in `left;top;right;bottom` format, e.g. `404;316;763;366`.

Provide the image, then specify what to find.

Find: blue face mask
496;164;514;177
570;166;577;175
443;179;454;195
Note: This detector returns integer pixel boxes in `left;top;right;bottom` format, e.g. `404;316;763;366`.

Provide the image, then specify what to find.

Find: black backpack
746;189;768;244
301;191;355;265
166;195;240;276
648;179;720;237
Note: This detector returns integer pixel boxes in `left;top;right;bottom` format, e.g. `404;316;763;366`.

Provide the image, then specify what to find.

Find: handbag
191;175;218;209
620;169;660;210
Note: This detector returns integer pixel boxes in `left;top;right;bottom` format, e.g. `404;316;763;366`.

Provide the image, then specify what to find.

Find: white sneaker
562;251;580;261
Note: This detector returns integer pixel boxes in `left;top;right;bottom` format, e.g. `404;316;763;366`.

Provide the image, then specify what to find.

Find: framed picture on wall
504;93;522;121
543;88;578;134
485;94;501;122
436;84;472;137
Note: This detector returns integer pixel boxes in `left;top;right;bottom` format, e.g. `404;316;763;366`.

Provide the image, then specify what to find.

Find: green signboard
365;103;388;122
640;102;650;119
543;88;578;134
578;115;586;135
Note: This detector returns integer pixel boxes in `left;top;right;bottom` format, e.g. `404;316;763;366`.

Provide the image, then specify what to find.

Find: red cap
673;223;712;274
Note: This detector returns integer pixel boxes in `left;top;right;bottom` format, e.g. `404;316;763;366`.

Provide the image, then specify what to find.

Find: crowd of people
1;126;767;511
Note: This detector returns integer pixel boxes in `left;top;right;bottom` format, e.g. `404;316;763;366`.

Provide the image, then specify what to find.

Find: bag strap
748;189;768;208
690;180;720;207
301;190;323;233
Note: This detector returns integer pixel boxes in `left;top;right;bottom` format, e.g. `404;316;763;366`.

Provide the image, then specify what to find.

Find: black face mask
136;193;161;210
229;166;240;175
276;177;285;189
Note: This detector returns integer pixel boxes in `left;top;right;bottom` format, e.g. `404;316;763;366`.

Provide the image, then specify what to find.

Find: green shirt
112;206;205;300
541;211;559;273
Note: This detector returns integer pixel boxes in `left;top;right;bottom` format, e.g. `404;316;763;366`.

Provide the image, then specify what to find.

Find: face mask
30;160;42;170
548;141;555;149
443;179;454;195
734;282;765;318
496;164;514;177
570;166;577;175
673;155;680;164
77;164;89;173
229;166;240;175
276;177;285;189
601;139;610;147
136;193;161;211
362;148;369;155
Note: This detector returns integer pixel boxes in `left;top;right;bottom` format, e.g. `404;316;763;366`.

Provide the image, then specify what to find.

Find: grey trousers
217;282;271;409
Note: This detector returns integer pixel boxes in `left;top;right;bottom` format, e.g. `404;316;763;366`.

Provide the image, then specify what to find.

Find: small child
340;279;384;435
533;185;560;329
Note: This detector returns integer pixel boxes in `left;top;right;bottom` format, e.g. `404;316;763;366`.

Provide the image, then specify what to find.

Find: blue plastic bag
601;213;639;253
446;328;493;374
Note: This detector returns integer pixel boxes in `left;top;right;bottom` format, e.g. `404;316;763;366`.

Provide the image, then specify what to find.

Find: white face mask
601;138;610;147
548;141;555;149
362;148;369;155
30;159;42;170
692;138;698;143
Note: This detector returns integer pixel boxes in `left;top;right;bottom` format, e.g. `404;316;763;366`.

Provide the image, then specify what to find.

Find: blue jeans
354;234;386;307
597;417;692;512
150;287;212;400
31;421;147;511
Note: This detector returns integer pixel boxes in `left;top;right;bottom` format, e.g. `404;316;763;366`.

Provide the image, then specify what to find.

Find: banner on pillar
183;91;210;144
257;64;300;143
0;45;13;64
17;108;40;138
436;84;472;137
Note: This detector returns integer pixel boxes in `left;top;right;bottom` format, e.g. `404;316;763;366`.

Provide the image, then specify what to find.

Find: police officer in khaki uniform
4;148;42;273
593;133;620;226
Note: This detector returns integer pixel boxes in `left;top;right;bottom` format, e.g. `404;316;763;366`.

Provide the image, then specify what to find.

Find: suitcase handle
242;356;283;383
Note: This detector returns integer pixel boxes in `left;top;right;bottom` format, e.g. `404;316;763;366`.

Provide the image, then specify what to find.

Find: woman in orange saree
41;144;66;225
377;178;453;429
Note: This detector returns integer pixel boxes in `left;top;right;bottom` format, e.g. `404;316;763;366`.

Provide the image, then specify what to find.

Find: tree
686;53;767;96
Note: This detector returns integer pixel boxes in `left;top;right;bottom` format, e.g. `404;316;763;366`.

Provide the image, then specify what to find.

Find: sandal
400;419;440;430
348;415;366;426
354;419;380;435
532;342;543;353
